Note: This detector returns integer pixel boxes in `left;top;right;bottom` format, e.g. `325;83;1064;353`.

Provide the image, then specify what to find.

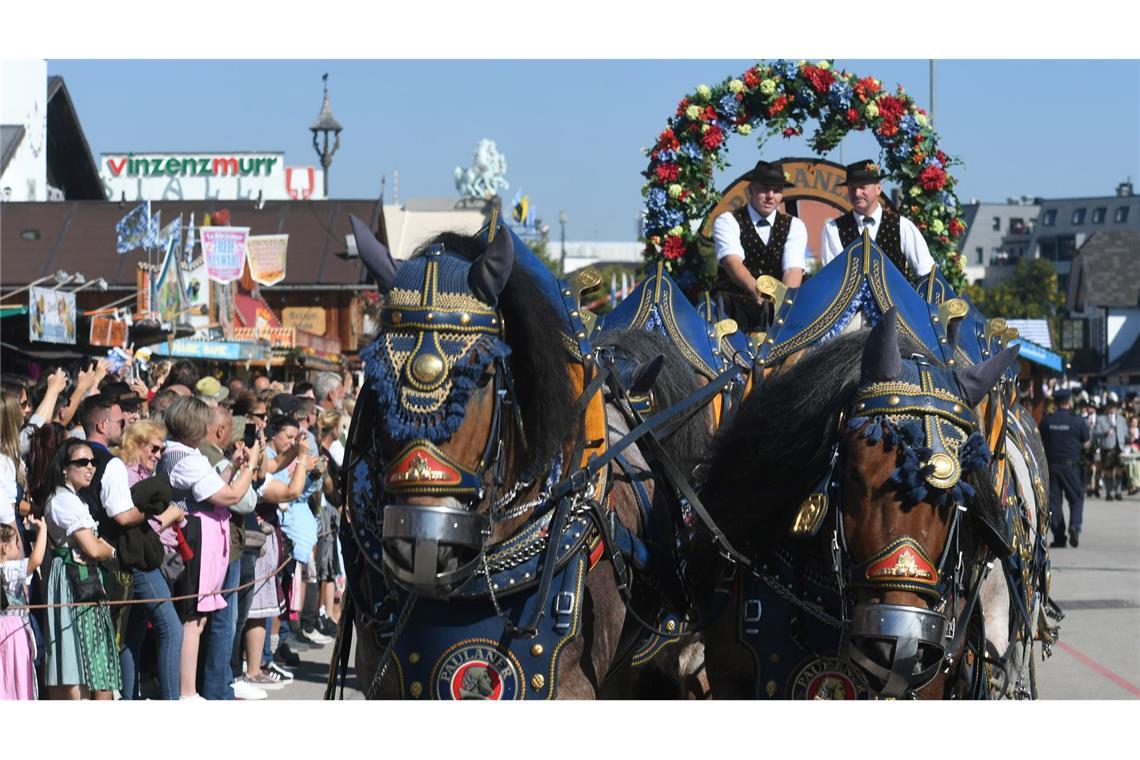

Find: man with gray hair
312;371;345;412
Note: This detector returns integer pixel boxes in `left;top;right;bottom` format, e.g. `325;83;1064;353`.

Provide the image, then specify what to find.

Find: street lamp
559;211;568;277
310;73;343;198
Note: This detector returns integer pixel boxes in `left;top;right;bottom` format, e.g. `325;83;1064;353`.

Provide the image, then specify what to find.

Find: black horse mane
593;328;710;476
414;232;579;479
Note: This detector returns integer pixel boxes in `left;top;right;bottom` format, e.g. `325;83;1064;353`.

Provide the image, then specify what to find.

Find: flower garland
641;60;968;292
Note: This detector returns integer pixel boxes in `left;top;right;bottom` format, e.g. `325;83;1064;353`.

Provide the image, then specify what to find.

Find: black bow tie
757;218;770;228
862;216;875;226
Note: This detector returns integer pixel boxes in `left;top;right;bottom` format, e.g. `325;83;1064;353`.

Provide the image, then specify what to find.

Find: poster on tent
28;286;77;344
152;241;187;324
183;257;212;333
246;234;288;287
200;226;250;283
210;280;236;340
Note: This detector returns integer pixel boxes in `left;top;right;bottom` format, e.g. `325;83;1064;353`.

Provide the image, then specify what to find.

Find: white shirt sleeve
712;210;745;262
782;216;808;271
0;455;17;525
821;218;844;265
169;452;226;504
898;215;935;276
99;457;136;518
48;488;97;538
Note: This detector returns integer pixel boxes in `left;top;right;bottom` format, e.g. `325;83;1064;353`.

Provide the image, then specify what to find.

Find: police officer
1040;389;1091;548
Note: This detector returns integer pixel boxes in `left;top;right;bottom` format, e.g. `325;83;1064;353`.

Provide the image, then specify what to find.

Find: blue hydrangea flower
656;148;678;163
718;94;739;120
651;207;685;230
941;191;955;207
828;80;853;110
772;59;799;80
646;187;667;214
679;142;704;161
898;114;920;137
925;156;944;169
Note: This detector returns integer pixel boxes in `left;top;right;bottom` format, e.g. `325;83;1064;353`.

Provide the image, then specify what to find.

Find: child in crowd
1;517;46;699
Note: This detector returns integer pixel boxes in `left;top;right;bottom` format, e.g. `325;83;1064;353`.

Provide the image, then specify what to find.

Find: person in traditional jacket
711;160;807;332
821;160;935;281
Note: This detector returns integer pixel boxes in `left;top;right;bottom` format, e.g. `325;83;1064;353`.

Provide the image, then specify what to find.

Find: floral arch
641;59;968;292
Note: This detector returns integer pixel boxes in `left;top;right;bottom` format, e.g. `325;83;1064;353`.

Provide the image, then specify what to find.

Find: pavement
267;493;1140;701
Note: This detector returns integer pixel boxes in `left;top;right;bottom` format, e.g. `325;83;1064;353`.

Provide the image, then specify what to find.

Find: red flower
657;128;680;151
802;65;835;93
877;121;899;137
663;236;687;260
701;125;725;150
877;95;907;122
767;95;788;116
914;133;925;145
782;126;799;137
846;107;859;124
675;98;689;117
948;218;965;237
743;68;761;88
853;76;880;102
919;165;948;191
679;189;690;201
936;150;948;165
704;105;718;122
655;163;680;182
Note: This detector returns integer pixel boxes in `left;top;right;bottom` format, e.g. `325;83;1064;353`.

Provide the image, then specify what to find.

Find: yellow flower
817;60;831;70
728;78;744;93
909;186;922;197
915;112;928;127
669;226;684;237
737;124;752;135
701;124;710;133
668;184;683;199
696;84;711;100
760;79;777;95
865;102;879;118
686;105;702;120
931;219;946;234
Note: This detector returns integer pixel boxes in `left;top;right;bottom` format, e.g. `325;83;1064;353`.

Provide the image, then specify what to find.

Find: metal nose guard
381;503;489;598
846;603;948;698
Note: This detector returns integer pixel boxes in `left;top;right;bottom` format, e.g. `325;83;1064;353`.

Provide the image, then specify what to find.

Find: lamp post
559;211;568;277
310;73;343;198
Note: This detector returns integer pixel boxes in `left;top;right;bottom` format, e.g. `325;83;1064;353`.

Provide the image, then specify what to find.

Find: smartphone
243;423;258;448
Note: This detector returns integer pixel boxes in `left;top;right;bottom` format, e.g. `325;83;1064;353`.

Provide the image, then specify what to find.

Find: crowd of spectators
1;358;353;700
1043;381;1140;499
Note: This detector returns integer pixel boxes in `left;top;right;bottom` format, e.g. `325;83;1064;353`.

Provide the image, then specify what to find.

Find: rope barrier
6;528;339;612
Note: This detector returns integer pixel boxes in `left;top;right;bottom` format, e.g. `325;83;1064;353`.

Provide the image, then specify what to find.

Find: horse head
838;308;1018;696
347;216;576;600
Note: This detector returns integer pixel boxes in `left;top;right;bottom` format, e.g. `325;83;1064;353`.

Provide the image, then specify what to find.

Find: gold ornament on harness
412;353;446;384
790;493;828;536
870;548;933;580
925;452;960;490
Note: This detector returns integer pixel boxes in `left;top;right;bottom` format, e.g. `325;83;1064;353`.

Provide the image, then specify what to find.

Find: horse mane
702;328;925;557
593;328;710;476
413;233;579;479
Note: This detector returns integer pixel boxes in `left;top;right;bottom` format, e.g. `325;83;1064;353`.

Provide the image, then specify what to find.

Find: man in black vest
1040;389;1091;548
711;160;807;332
821;160;934;281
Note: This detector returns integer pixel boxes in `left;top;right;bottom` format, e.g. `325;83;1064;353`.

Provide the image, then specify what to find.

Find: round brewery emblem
787;656;870;700
433;641;524;700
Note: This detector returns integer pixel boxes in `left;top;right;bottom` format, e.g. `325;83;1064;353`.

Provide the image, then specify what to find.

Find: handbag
65;561;108;604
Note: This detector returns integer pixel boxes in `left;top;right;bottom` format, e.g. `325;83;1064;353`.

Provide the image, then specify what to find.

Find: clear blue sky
48;59;1140;241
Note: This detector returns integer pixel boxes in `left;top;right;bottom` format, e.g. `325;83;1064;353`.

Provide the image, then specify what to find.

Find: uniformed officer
711;160;807;332
1040;389;1092;547
820;160;935;282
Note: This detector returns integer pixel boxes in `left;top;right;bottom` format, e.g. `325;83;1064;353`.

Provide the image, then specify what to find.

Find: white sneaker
305;629;334;645
179;694;205;701
266;661;295;681
231;678;268;701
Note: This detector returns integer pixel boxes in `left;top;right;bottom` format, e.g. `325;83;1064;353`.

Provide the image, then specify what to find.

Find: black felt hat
838;160;886;186
743;160;795;188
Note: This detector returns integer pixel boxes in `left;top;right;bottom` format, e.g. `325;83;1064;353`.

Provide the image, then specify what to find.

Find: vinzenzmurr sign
100;151;325;202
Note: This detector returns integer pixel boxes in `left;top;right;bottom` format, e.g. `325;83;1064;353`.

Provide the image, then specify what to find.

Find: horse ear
628;354;665;396
468;224;515;306
349;215;400;293
945;318;963;354
954;346;1020;407
860;307;901;383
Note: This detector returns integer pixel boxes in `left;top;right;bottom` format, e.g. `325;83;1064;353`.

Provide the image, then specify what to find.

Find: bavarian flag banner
115;201;152;254
246;234;289;287
200;226;251;283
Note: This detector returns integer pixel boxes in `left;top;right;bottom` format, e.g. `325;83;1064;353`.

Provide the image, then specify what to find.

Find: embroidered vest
736;206;790;279
836;206;909;278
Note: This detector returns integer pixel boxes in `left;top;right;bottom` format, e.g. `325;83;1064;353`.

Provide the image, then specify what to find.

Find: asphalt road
270;493;1139;701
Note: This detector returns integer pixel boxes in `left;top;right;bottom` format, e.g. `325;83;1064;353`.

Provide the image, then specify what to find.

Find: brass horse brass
790;492;828;536
755;275;788;313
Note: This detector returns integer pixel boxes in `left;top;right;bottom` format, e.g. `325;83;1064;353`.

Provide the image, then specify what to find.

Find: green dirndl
44;552;121;692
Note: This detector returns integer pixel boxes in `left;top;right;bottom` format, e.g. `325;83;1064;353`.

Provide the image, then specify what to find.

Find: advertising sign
89;316;130;348
152;339;269;362
247;234;289;287
100;152;325;202
282;307;326;335
184;257;211;332
28;286;77;344
201;226;250;283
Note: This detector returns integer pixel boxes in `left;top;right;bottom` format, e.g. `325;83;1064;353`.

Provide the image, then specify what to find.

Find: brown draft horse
695;309;1020;699
338;221;705;699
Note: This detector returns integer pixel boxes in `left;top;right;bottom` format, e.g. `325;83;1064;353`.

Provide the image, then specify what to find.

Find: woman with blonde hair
1;392;27;526
119;419;167;487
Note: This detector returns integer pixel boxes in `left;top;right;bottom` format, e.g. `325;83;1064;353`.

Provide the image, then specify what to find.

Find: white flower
668;184;684;199
696;84;711;100
670;225;684;236
817;60;831;70
728;79;744;93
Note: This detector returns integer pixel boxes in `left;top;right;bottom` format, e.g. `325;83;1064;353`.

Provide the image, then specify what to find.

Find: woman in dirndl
156;397;259;700
43;440;121;699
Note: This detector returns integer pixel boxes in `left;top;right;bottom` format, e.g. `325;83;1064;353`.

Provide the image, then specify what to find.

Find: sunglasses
149;444;165;454
19;398;31;409
249;412;268;420
68;458;96;468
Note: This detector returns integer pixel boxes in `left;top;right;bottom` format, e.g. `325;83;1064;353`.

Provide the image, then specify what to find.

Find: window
976;246;984;264
1116;206;1131;223
1092;207;1106;224
1072;208;1086;225
1009;217;1026;234
1042;209;1057;226
992;216;1001;231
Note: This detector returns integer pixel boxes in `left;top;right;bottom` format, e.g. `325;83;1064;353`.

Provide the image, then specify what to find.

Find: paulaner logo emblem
433;642;523;700
788;657;869;700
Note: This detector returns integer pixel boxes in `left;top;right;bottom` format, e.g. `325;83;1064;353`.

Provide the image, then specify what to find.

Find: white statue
455;139;509;199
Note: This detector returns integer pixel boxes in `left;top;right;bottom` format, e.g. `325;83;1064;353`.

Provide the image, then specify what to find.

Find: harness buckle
743;598;763;634
553;591;576;634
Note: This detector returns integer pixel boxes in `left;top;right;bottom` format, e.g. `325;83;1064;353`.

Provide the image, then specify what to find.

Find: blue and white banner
115;201;151;254
158;214;182;252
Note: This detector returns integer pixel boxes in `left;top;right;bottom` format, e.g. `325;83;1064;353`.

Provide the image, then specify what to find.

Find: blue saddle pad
757;232;951;365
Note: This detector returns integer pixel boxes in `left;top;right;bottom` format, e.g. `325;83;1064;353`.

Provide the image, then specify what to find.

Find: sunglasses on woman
68;458;96;468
